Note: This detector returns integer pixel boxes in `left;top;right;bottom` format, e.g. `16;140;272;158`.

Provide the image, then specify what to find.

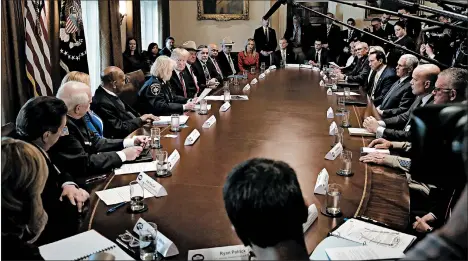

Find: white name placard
325;143;343;160
327;107;334;119
314;168;329;195
269;65;277;70
303;204;319;232
301;64;313;69
220;102;231;112
136;172;167;197
184;129;200;146
258;73;266;79
327;88;333;95
243;84;250;92
250;78;258;85
320;80;325;87
265;69;271;74
188;245;250;261
133;218;179;257
329;121;338;135
286;64;300;68
202;115;217;129
167;149;180;171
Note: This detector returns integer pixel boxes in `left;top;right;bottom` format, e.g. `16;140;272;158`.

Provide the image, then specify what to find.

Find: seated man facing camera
223;158;309;260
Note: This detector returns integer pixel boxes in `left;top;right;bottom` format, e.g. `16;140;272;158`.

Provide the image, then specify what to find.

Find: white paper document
314;168;329;195
133;218;179;257
205;95;226;101
286;64;300;68
153;115;189;125
335;91;360;96
95;186;154;205
348;128;376;137
329;219;416;253
39;230;134;260
114;161;157;175
301;64;313;69
197;88;212;101
188;245;251;260
303;204;319;232
325;143;343;160
194;104;212;111
325;245;405;260
327;107;334;119
361;147;390;155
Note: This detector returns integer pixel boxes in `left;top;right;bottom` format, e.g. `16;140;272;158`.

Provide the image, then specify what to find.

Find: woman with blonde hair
238;38;259;73
138;56;196;115
61;71;104;137
2;138;49;260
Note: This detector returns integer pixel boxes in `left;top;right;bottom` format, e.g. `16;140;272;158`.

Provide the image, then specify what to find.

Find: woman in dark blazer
386;21;416;68
122;38;146;73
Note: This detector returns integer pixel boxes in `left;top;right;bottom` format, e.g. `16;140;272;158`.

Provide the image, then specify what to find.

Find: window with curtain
141;0;160;52
81;0;101;94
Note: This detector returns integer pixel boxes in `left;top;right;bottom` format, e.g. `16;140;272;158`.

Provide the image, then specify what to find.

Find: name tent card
133;218;179;257
269;65;277;70
286;64;300;68
259;73;266;79
202;115;217;129
188;245;250;260
301;64;313;69
327;88;333;95
323;75;328;81
303;204;319;232
184;129;200;146
220;102;231;112
327;107;334;119
243;84;250;92
167;149;180;170
325;143;343;160
137;172;167;197
265;69;271;74
320;80;325;87
329;121;338;135
312;67;321;72
250;78;258;85
314;168;329;195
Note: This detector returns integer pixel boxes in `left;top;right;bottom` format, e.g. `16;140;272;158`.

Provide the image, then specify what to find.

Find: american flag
66;15;79;34
24;0;53;96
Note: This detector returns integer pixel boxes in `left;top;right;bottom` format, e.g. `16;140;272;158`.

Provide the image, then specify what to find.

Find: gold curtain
99;0;123;69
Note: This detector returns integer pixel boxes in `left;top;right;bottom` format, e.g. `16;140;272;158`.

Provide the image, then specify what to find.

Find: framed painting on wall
365;0;424;20
197;0;249;21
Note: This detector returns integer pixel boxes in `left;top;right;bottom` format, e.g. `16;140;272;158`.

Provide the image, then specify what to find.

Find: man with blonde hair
170;48;198;98
49;81;146;178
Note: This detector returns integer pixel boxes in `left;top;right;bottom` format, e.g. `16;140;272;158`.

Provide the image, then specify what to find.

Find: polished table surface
83;68;410;259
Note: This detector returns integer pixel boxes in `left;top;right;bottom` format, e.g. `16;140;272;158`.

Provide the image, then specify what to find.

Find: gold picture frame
197;0;249;21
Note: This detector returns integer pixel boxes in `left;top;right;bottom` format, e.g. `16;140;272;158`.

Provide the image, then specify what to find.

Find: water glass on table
260;62;266;73
199;99;208;115
150;127;161;149
344;87;351;100
337;150;353;176
326;183;342;216
155;150;171;177
224;88;231;102
139;222;162;261
250;67;256;74
340;110;351;128
129;181;145;212
243;70;248;79
331;127;344;148
170;114;180;132
336;96;346;112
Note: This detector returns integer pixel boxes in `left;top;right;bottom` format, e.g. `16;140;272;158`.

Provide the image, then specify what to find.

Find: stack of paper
348;128;375;137
325;245;405;260
152;115;189;125
95;186;154;205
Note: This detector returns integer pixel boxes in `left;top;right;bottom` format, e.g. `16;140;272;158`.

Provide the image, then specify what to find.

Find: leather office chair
118;69;146;109
1;122;16;137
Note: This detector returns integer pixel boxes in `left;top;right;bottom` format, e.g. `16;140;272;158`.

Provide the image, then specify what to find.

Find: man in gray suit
377;54;418;118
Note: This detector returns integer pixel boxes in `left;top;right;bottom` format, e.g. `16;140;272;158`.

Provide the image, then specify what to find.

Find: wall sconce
119;0;127;25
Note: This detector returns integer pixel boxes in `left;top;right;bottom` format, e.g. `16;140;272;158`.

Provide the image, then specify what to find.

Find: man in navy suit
254;18;277;67
377;54;418;118
306;39;330;68
366;50;398;107
272;38;296;67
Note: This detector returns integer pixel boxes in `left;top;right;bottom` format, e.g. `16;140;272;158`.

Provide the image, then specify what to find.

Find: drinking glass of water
331;127;344;147
326;183;342;216
336;96;346;112
344;87;351;100
139;222;161;261
243;70;248;79
129;181;145;212
150;127;161;149
280;59;285;68
199;99;208;115
341;110;351;128
223;80;229;89
260;62;266;73
155;150;171;177
250;67;256;74
224;88;231;102
337;150;353;176
170;114;180;132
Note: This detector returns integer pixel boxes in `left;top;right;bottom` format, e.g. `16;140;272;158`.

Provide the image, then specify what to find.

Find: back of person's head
16;96;67;142
223;158;308;248
56;81;90;115
1;137;49;243
61;71;90;87
415;64;440;92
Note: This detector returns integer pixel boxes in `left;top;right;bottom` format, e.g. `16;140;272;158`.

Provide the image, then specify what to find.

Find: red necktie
189;67;200;94
179;72;187;98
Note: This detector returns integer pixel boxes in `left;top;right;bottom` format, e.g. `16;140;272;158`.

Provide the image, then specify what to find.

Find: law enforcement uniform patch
150;83;161;95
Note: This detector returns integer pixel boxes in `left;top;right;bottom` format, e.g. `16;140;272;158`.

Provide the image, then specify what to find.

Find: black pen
106;201;128;214
116;238;135;254
85;174;107;184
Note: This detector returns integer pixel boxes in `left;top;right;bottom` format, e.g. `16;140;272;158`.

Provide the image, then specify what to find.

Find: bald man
49;81;146;179
208;43;224;78
363;64;440;141
91;66;158;138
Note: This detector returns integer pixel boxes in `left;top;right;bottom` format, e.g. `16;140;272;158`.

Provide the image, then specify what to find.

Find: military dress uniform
137;76;188;116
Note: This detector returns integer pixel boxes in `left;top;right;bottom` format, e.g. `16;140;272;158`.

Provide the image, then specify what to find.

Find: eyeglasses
355;48;363;51
124;76;130;84
119;230;140;248
433;87;452;93
61;126;69;136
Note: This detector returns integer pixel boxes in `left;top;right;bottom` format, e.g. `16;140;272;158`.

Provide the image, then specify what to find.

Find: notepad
95;185;155;205
348;128;375;137
39;230;134;260
152;116;189;125
325;245;405;260
334;92;360;96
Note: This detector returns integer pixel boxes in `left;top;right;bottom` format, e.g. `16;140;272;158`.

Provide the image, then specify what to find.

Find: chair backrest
1;122;16;137
119;69;146;108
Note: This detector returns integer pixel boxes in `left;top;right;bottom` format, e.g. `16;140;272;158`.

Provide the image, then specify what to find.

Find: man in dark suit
159;36;175;57
91;66;159;139
366;51;398;106
49;81;145;178
208;43;225;79
191;45;223;92
377;54;419;118
398;7;421;40
14;96;90;244
381;13;394;40
342;18;361;45
338;42;371;86
363;64;440;141
170;48;199;98
306;39;330;68
320;13;342;62
217;37;239;77
272;38;296;67
254;18;277;67
369;18;387;47
284;15;310;63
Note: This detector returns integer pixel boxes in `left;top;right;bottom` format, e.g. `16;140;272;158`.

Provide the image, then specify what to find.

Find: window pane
141;0;159;52
81;0;100;94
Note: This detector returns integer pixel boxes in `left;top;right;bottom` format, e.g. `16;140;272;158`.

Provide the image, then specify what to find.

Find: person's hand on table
368;138;393;149
377;107;384;115
413;216;433;233
60;185;89;213
337;73;345;80
207;78;219;88
140;114;159;123
184;101;196;111
121;146;143;161
133;136;149;147
359;152;387;165
363;116;379;133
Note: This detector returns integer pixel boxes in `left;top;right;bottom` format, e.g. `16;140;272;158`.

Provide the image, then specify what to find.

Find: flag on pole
59;0;88;77
24;0;54;96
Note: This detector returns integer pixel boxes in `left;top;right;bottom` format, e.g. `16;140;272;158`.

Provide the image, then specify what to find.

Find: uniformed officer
138;56;196;116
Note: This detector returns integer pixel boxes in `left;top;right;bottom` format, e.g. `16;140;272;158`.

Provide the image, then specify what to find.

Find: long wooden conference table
82;68;410;259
